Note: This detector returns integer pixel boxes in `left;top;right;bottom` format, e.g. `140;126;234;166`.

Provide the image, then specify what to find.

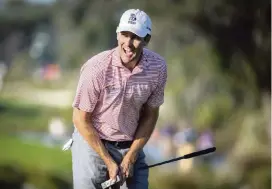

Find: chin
121;54;133;63
121;58;131;64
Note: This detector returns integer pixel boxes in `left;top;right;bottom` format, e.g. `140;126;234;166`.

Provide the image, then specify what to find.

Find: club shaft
140;147;216;169
144;156;185;169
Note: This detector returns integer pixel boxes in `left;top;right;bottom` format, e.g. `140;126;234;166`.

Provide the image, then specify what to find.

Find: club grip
183;147;216;159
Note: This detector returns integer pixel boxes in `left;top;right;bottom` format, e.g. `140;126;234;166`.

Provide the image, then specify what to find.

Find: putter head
101;175;120;189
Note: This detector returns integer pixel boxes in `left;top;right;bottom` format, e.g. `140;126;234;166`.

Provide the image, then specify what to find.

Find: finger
120;165;125;175
112;175;117;183
125;166;130;178
120;165;127;175
109;173;115;181
110;170;118;182
123;170;127;180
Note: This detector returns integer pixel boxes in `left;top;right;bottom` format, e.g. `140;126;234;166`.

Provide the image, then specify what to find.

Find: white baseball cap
116;9;152;38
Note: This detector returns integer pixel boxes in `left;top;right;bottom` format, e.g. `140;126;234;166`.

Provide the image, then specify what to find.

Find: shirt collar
112;47;123;67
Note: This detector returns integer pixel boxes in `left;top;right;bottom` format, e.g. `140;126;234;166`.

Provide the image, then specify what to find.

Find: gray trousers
71;129;149;189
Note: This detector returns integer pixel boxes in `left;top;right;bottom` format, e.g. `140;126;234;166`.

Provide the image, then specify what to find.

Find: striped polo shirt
72;47;167;141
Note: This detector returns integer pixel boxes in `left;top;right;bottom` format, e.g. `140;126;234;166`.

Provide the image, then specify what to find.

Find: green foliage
0;98;72;133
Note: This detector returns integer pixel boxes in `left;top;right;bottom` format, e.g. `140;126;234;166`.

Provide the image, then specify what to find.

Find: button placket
123;74;129;93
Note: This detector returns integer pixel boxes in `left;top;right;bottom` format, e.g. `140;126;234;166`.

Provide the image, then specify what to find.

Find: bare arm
119;104;159;179
128;63;167;155
126;104;159;162
72;108;118;178
120;61;167;179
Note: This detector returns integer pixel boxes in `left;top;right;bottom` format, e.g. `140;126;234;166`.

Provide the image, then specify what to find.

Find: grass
0;96;73;186
0;135;72;179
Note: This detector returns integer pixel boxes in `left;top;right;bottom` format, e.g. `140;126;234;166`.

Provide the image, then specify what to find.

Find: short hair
144;34;151;43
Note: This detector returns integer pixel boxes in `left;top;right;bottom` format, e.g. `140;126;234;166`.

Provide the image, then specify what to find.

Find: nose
124;36;133;47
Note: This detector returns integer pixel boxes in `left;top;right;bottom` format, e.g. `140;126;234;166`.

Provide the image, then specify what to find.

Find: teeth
123;47;133;57
124;48;132;53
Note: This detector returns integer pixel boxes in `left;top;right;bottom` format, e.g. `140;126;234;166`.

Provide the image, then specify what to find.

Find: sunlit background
0;0;270;189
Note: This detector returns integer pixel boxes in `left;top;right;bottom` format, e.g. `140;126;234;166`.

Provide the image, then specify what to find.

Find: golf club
101;147;216;189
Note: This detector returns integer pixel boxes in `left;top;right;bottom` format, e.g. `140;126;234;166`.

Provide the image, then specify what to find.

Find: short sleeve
72;63;102;112
147;63;167;107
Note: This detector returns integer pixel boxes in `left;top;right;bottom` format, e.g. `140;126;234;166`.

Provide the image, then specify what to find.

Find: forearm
128;107;159;157
73;111;114;166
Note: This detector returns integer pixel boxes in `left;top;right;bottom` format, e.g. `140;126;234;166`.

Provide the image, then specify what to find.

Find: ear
143;35;151;46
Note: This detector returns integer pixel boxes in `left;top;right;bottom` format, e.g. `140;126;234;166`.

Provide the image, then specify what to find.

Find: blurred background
0;0;270;189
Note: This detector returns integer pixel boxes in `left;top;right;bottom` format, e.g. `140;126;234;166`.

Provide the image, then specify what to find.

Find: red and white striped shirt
72;47;167;141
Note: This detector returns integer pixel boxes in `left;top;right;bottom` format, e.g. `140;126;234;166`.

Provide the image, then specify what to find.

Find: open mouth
123;47;134;57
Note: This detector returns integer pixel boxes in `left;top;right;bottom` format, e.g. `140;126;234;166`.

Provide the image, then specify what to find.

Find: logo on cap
128;13;136;24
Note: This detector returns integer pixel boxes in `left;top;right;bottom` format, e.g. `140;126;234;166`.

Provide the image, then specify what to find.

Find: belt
101;139;133;149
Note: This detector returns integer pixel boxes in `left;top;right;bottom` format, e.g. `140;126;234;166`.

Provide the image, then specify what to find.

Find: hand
106;160;119;182
119;151;138;185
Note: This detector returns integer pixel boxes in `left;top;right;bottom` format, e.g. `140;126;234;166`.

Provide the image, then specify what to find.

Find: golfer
70;9;167;189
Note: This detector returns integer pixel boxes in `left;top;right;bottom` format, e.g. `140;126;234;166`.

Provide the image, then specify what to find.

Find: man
70;9;167;189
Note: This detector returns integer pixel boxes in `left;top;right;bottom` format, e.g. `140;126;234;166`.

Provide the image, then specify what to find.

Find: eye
132;35;141;41
120;32;142;42
130;34;142;42
121;32;130;37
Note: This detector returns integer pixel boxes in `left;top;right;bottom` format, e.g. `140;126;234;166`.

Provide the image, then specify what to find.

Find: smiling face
117;31;147;69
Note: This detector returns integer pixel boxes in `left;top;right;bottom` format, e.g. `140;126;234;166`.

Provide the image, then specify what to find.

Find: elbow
72;108;82;127
72;115;79;126
72;108;92;127
72;112;79;127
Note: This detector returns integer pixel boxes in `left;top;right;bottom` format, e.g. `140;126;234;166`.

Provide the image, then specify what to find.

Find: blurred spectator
173;127;197;147
48;116;67;139
160;123;178;158
43;63;61;81
176;141;195;173
172;127;197;173
196;129;216;166
144;128;164;163
196;129;214;150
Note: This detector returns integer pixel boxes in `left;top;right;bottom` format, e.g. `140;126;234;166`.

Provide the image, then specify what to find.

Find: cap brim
116;25;147;38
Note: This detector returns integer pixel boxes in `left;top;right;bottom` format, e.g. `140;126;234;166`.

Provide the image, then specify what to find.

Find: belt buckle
114;141;120;147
